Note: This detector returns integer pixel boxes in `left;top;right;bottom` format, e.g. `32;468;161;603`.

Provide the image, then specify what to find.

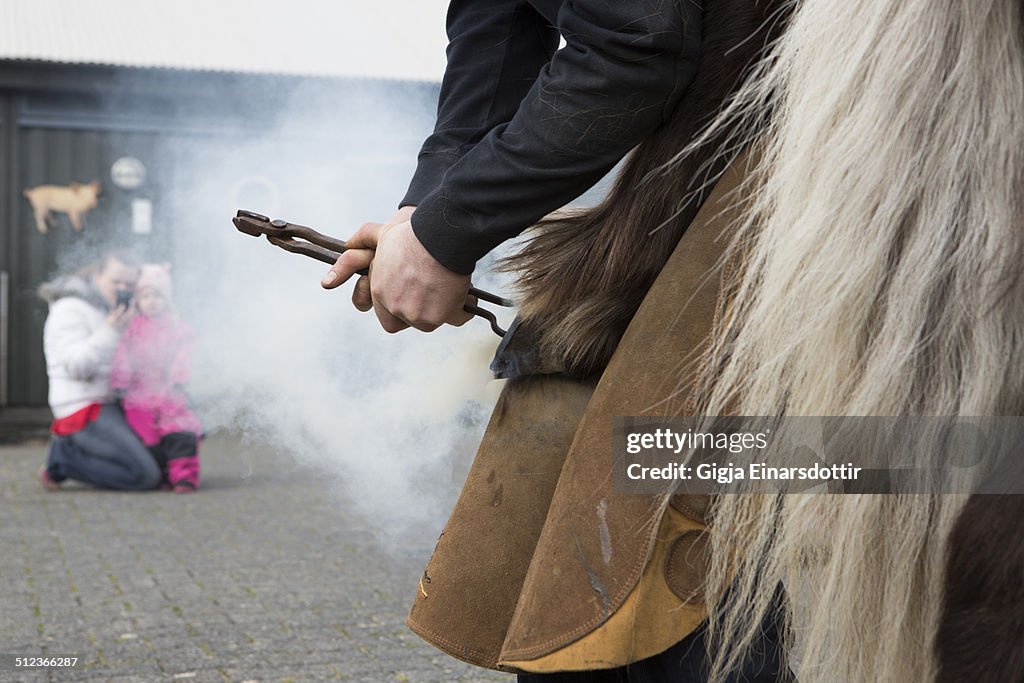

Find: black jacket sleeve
411;0;703;275
401;0;560;208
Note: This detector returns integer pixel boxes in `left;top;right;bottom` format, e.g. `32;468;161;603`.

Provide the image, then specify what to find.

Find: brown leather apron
407;155;753;672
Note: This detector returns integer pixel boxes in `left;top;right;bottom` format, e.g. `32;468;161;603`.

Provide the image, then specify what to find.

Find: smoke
154;77;513;545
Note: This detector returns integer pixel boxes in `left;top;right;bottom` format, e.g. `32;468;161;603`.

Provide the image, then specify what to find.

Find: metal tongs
232;209;513;336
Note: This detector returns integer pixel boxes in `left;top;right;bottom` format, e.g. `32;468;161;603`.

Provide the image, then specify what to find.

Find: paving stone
0;434;510;683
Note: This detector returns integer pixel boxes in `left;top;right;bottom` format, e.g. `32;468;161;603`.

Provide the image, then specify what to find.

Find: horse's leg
935;494;1024;682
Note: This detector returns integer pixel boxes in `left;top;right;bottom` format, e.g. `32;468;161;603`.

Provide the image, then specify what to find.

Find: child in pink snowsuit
110;264;201;492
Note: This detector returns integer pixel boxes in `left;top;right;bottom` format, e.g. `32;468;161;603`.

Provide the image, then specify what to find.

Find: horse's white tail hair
685;0;1024;680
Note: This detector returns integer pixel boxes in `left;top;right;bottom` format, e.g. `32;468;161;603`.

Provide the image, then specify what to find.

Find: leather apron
407;155;753;672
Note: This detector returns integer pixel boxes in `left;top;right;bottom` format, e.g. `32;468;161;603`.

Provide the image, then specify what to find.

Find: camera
115;290;133;308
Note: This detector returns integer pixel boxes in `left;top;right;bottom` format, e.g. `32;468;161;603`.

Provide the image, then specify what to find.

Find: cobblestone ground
0;433;510;683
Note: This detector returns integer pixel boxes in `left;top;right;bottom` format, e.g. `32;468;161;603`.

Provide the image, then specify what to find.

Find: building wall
0;63;438;408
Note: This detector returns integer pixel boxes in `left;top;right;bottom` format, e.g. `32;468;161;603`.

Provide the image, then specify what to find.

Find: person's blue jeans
46;403;162;490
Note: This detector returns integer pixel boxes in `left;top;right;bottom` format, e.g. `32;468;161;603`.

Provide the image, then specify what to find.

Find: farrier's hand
320;207;474;333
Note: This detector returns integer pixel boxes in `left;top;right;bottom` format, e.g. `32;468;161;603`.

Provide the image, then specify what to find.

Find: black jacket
402;0;703;274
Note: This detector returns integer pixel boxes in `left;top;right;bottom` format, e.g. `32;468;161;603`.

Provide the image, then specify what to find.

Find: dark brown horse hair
936;492;1024;681
501;0;787;378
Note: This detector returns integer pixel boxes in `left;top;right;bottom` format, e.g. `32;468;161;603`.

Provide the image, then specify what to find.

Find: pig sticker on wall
23;180;102;234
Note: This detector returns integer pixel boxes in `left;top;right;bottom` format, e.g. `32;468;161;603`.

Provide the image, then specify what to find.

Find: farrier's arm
401;0;560;208
323;0;702;332
410;0;704;275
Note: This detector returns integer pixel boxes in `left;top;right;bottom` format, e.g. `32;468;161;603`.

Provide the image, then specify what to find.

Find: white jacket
40;277;121;418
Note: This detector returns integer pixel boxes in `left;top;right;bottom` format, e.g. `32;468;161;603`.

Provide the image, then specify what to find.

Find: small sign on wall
111;157;146;191
131;198;153;234
22;181;102;233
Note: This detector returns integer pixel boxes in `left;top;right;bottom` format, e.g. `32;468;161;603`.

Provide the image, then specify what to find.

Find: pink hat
136;263;173;301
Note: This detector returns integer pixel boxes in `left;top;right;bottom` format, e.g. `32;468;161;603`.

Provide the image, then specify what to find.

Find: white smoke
160;80;513;545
